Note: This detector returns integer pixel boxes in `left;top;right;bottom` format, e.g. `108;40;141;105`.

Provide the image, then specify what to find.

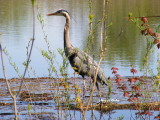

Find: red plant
115;74;121;78
152;33;159;37
132;97;138;101
112;70;117;74
118;84;127;90
130;68;137;74
111;67;119;71
141;17;148;23
127;96;138;102
131;85;140;92
128;78;137;83
115;78;124;85
139;16;160;49
134;77;144;82
127;98;132;102
134;93;143;97
111;66;144;103
147;28;153;36
111;67;119;75
111;67;123;84
130;94;134;98
123;91;130;97
153;39;160;44
154;114;160;119
129;15;160;49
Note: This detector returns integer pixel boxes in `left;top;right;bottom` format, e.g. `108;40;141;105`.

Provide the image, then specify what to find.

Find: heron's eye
57;10;63;13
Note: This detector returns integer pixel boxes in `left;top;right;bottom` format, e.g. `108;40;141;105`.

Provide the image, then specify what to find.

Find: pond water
0;77;159;120
0;0;160;78
0;0;160;120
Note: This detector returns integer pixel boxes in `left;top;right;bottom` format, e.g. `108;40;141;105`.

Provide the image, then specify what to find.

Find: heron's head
47;9;69;17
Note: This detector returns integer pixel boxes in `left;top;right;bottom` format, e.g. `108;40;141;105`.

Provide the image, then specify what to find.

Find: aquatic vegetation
0;0;160;120
127;13;160;118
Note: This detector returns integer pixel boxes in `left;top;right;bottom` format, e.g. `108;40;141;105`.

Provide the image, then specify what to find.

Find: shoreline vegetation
0;77;159;112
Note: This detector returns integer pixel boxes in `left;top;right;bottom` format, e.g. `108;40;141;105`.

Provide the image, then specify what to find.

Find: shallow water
0;77;159;120
0;0;160;119
0;110;158;120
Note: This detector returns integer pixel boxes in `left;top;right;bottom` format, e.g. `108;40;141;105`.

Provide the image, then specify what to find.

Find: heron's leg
96;82;101;98
95;82;99;91
96;82;102;108
82;76;86;99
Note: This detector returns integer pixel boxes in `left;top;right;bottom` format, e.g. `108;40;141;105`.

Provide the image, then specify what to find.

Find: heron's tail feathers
100;77;108;86
97;71;108;86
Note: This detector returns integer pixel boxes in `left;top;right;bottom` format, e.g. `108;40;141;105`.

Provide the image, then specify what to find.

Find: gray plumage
47;9;107;89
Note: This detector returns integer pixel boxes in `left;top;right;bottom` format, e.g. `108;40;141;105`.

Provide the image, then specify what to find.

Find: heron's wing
68;48;98;75
75;49;108;85
68;47;107;85
77;49;97;66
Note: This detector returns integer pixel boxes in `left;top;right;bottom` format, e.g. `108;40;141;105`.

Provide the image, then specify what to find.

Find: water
0;0;160;78
0;0;160;119
0;77;159;120
0;109;158;120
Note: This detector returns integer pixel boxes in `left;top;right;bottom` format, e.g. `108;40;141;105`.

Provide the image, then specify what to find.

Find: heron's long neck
64;14;72;48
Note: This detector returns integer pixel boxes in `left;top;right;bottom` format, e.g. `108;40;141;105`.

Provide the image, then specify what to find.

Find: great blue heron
47;9;107;91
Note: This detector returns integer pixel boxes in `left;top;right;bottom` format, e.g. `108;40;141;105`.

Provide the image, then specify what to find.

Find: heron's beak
47;12;57;16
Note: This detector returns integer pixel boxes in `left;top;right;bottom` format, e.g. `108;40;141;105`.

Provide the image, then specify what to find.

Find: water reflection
0;0;159;78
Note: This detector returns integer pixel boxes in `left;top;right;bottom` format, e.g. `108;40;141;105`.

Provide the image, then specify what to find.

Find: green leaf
128;12;132;18
31;0;36;6
41;50;51;60
28;104;32;111
89;14;94;22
